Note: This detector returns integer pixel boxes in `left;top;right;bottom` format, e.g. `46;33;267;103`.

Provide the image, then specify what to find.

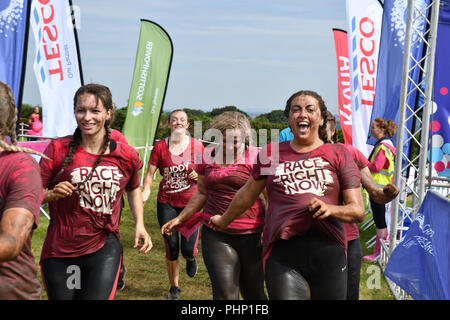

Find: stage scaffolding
377;0;449;300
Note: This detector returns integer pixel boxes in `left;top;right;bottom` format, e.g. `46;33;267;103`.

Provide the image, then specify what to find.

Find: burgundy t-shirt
196;145;265;234
252;142;361;256
341;143;369;241
39;136;142;260
0;151;43;300
149;137;204;208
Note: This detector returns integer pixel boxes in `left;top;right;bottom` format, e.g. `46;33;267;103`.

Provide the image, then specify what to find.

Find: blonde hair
210;111;252;145
0;81;50;160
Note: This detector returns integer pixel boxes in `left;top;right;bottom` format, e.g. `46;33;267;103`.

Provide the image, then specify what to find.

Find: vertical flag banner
384;191;450;300
123;19;173;155
332;28;352;145
0;0;29;112
30;0;83;138
346;0;383;157
430;0;450;177
369;0;430;152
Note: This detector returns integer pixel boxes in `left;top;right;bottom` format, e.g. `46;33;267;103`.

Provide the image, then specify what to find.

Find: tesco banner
345;0;383;157
30;0;83;138
332;28;352;145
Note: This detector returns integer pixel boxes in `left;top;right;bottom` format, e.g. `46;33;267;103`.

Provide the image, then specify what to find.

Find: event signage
0;0;29;112
123;19;173;156
345;0;383;157
30;0;82;137
430;0;450;177
332;28;352;145
385;191;450;300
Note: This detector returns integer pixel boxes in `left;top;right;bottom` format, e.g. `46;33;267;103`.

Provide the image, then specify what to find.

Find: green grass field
31;174;394;300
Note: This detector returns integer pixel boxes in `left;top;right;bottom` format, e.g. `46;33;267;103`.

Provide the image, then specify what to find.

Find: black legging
347;238;362;300
201;225;267;300
41;233;122;300
370;197;387;229
265;229;347;300
157;202;199;261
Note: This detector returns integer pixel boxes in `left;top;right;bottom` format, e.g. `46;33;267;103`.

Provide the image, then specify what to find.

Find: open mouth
297;122;310;133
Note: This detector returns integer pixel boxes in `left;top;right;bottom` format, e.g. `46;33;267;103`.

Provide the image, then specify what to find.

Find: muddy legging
41;233;122;300
157;202;199;261
265;229;347;300
201;225;267;300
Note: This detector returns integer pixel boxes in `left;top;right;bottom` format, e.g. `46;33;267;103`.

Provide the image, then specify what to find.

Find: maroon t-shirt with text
341;143;369;241
0;151;43;299
196;145;265;234
149;137;204;208
252;142;361;256
39;136;142;260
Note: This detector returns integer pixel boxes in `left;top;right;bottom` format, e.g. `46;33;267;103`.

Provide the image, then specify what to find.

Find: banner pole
16;0;31;133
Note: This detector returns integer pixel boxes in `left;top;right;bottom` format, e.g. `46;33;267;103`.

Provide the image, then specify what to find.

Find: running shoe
186;257;198;278
168;286;181;300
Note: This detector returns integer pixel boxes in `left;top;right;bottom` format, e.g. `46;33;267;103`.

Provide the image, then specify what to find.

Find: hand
161;218;181;236
188;170;198;181
142;189;151;203
208;215;227;231
383;183;399;202
52;181;75;200
309;198;331;220
134;224;152;254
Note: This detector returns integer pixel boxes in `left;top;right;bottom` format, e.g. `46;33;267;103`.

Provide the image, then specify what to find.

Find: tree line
19;104;344;145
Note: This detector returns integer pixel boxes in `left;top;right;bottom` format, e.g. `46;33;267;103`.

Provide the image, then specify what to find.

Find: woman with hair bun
363;118;397;261
0;81;46;299
39;83;152;300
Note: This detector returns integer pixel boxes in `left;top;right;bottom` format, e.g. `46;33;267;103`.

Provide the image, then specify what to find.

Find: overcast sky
22;0;348;116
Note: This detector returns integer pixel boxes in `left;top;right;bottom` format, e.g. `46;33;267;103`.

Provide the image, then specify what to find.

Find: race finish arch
376;0;450;300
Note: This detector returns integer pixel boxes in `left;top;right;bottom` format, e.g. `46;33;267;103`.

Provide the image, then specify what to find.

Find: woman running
162;111;267;300
39;83;152;300
142;109;204;300
210;90;364;300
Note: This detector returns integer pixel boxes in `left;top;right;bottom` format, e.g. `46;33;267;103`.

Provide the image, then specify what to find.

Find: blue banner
384;191;450;300
0;0;29;108
430;0;450;177
369;0;430;155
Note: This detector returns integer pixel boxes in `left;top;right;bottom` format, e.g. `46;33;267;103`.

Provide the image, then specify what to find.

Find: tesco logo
35;0;64;81
358;17;376;108
350;15;378;112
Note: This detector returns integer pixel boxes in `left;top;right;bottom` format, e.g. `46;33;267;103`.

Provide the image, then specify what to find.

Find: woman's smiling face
288;94;324;145
75;93;111;138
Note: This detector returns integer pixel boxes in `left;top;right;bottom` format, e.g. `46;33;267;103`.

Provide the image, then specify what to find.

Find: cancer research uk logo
0;0;24;38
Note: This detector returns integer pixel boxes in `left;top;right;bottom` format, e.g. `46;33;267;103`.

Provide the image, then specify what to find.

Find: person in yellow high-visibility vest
363;118;397;261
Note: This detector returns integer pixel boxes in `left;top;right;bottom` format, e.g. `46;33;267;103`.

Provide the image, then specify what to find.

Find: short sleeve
125;149;142;191
148;140;162;167
344;144;370;169
39;140;58;188
336;145;361;190
6;155;44;226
